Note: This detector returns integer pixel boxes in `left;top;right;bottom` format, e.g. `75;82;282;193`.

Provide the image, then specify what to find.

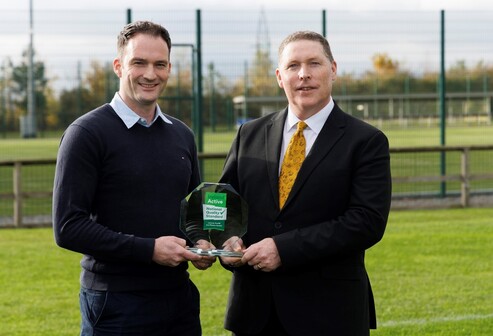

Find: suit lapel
283;104;347;209
265;109;287;209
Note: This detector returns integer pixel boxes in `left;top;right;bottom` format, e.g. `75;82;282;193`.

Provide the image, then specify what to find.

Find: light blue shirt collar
109;93;172;129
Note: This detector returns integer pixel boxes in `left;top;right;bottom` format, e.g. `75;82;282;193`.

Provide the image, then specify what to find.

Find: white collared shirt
279;98;334;173
109;93;172;129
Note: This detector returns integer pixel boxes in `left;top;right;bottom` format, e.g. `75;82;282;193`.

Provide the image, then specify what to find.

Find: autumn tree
372;53;400;76
10;48;50;133
0;58;15;133
84;60;118;108
56;61;118;128
248;49;278;97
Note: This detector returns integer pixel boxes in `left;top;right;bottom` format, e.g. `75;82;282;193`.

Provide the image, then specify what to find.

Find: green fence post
322;9;326;37
208;63;216;132
439;9;447;197
127;8;132;24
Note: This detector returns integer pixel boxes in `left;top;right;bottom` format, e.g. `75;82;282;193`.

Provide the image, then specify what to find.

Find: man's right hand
152;236;202;267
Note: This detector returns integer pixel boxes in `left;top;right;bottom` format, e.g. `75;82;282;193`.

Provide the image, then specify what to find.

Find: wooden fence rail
390;145;493;208
1;146;493;227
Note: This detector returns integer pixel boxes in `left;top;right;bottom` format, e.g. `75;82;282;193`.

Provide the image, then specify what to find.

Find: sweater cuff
132;236;155;263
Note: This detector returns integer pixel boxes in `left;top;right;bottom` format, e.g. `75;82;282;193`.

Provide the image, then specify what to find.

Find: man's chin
294;101;326;116
137;94;160;105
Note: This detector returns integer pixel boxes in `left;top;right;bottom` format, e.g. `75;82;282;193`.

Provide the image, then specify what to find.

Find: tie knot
297;121;307;132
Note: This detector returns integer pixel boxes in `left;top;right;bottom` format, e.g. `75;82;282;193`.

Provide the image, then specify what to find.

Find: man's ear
330;60;337;82
113;57;122;78
275;68;283;89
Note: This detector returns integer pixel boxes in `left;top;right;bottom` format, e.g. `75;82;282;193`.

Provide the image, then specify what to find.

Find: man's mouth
297;86;315;91
140;83;158;89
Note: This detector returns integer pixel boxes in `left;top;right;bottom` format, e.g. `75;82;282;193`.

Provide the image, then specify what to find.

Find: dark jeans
79;281;201;336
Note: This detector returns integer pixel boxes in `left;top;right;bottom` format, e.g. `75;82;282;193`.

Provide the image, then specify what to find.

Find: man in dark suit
219;31;392;335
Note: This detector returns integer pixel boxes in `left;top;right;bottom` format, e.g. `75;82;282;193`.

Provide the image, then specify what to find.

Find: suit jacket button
274;222;282;229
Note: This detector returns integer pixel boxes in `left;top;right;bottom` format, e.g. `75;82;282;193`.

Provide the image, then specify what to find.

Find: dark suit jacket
219;103;392;335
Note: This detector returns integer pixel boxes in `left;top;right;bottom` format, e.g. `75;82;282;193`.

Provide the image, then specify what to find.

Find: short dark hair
278;31;334;63
117;21;171;57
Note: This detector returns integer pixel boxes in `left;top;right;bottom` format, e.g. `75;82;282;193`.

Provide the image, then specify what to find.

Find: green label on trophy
203;192;227;231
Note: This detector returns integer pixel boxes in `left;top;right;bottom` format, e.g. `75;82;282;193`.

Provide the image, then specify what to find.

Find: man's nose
143;65;157;80
298;66;311;80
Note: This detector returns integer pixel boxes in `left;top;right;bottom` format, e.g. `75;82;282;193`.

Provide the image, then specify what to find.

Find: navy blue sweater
53;104;200;291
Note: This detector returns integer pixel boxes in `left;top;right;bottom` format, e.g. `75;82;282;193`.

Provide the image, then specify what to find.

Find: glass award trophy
180;182;248;257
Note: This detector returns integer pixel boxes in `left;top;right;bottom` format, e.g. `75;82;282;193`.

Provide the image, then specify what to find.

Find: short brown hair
278;31;334;63
117;21;171;57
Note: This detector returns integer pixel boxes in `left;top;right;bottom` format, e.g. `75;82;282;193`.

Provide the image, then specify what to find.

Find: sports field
0;125;492;334
1;124;493;160
0;208;492;335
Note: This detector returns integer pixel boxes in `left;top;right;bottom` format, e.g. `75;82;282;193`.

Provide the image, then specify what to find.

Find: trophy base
188;247;243;258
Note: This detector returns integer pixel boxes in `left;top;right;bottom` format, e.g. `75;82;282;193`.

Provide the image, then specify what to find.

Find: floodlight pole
26;0;36;138
195;9;204;175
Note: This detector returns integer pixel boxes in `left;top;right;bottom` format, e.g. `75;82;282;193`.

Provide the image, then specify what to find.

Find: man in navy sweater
53;21;214;336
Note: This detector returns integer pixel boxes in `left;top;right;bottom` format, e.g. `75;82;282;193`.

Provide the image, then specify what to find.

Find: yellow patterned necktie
279;121;307;209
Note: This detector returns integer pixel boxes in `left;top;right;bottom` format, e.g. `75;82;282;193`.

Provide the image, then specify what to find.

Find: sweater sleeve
52;122;155;264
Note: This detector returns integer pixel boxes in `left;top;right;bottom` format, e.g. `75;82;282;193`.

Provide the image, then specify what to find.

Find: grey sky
1;1;492;93
3;0;493;11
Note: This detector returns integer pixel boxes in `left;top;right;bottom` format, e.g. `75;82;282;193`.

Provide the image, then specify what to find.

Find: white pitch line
380;313;493;327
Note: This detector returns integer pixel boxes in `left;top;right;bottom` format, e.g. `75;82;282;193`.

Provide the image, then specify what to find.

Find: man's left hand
242;238;281;272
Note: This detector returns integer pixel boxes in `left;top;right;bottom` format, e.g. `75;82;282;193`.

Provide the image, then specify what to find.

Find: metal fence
1;9;493;139
1;8;493;226
1;146;493;228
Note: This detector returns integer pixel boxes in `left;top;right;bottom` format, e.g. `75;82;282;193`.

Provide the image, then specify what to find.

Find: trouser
232;303;290;336
79;281;201;336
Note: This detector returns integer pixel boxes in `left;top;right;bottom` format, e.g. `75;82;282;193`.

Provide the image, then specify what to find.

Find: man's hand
152;236;203;267
220;236;245;267
242;238;281;272
191;239;216;270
